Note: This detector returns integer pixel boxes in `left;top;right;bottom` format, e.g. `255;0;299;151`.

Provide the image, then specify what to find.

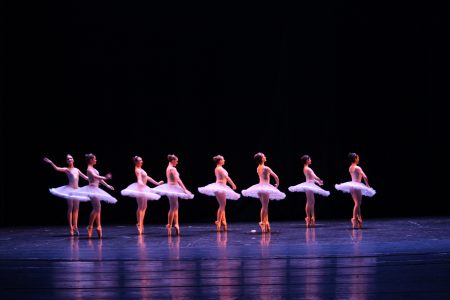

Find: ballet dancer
288;155;330;227
198;155;240;231
44;155;89;236
152;154;194;236
335;152;375;229
242;152;286;233
121;156;164;235
71;153;117;238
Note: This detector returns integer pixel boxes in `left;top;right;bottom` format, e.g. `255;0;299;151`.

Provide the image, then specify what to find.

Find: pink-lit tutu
152;183;194;199
241;183;286;200
198;183;241;200
288;182;330;197
120;183;161;201
335;181;376;197
49;185;90;202
70;185;118;203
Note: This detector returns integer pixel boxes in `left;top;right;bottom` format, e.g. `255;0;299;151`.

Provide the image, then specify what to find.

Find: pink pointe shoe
174;224;180;236
96;226;102;239
87;226;93;238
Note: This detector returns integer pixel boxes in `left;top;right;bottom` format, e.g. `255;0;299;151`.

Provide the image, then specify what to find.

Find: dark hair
348;152;358;163
300;155;310;165
85;153;95;162
213;155;224;164
167;154;178;162
254;152;264;164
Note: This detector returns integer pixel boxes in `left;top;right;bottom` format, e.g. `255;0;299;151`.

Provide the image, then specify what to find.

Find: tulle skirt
49;185;90;202
335;181;376;197
242;183;286;200
152;183;194;199
121;183;161;201
288;182;330;197
198;183;241;200
70;185;118;203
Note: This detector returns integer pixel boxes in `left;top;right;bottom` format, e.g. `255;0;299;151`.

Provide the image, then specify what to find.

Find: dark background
1;2;449;226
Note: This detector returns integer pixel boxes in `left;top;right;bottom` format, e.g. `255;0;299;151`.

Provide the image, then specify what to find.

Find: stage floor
1;217;450;299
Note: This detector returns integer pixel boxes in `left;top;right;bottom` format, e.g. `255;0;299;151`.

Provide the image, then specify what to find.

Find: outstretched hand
43;157;51;164
105;173;112;180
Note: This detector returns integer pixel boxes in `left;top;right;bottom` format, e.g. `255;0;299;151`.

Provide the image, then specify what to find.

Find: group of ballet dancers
44;151;376;238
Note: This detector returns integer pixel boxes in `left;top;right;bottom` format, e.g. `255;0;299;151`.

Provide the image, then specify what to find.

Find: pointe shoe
265;222;271;233
87;226;93;238
305;217;310;228
174;224;180;236
215;221;221;232
310;217;316;227
259;222;266;233
96;226;102;239
73;227;79;236
136;224;142;235
69;227;74;236
221;221;228;232
357;217;363;229
351;218;358;229
166;224;172;235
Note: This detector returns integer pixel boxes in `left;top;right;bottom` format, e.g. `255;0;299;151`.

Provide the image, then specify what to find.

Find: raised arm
77;169;89;181
43;157;68;173
88;168;114;190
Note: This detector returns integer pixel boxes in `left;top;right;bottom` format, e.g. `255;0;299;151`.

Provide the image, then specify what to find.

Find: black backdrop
1;2;450;226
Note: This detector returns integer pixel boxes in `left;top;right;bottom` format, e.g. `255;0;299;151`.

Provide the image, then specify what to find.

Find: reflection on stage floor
1;217;450;299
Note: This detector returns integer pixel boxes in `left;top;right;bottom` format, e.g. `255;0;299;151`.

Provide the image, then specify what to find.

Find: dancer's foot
174;224;180;236
69;226;74;236
305;217;310;228
310;217;316;227
351;218;358;229
87;226;93;239
136;224;142;235
73;227;79;236
221;221;228;232
215;221;221;232
96;226;102;239
166;224;172;235
259;222;266;233
357;216;363;229
265;222;271;233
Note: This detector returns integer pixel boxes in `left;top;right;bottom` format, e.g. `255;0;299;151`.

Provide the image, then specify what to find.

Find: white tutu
335;181;376;197
241;183;286;200
288;182;330;197
49;185;90;202
152;183;194;199
70;185;118;203
198;183;241;200
121;183;161;200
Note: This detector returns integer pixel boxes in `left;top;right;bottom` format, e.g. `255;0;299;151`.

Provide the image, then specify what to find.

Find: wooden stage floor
1;217;450;299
